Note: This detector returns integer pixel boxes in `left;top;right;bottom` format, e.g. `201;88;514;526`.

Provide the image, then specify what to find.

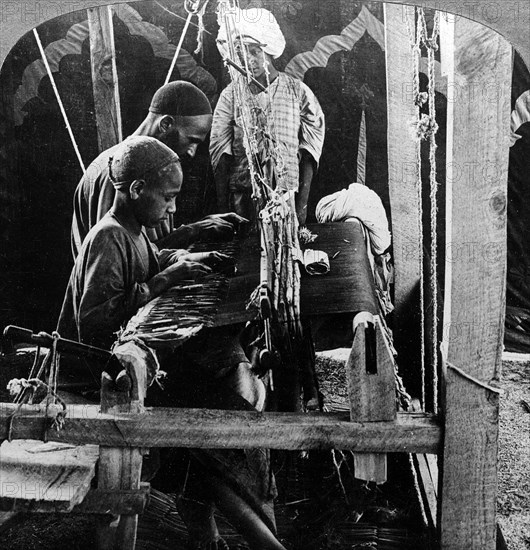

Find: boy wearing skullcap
58;136;213;351
71;81;246;258
211;7;325;224
59;136;280;550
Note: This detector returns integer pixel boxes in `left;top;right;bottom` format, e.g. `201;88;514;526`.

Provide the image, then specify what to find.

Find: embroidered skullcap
217;7;286;59
149;81;212;117
108;136;180;190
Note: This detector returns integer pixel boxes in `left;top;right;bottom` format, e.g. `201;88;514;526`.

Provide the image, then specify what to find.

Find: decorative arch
11;3;216;126
1;0;528;73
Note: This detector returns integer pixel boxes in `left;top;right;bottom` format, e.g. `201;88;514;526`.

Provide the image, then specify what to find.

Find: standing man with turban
71;80;246;259
210;8;325;225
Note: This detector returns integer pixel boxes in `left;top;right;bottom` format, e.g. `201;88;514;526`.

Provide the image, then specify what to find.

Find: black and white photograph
0;1;529;548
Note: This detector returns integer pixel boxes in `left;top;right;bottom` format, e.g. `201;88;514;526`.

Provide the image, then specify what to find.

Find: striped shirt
210;72;325;192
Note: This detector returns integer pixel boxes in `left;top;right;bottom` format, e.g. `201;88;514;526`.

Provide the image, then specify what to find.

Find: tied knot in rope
415;113;439;141
405;7;440;414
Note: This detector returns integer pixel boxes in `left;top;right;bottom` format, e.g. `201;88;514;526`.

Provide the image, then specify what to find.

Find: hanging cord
193;0;210;55
408;453;429;527
165;0;209;84
405;9;426;411
44;331;67;437
33;28;85;174
154;0;212;36
419;10;440;413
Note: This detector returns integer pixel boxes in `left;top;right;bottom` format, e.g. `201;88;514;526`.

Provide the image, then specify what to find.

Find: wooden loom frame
0;1;524;548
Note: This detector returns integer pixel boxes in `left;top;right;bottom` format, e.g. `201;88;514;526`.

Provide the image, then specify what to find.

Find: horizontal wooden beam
0;405;441;454
0;484;150;516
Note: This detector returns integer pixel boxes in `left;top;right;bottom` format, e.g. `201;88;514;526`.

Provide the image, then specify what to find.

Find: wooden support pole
96;342;148;550
440;14;512;550
348;314;396;484
383;3;423;380
88;5;123;153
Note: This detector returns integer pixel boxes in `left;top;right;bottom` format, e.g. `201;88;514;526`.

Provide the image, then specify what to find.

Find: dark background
0;0;528;353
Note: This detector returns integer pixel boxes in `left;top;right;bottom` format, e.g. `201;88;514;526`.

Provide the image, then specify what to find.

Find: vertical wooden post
96;343;148;550
440;14;512;549
384;4;423;375
88;6;123;152
348;314;396;483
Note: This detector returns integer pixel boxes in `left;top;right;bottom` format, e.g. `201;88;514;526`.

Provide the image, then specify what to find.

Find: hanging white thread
408;453;429;526
33;28;85;174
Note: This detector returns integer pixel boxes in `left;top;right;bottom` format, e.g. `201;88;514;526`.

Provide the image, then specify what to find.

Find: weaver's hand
163;260;211;284
182;251;232;268
190;213;248;241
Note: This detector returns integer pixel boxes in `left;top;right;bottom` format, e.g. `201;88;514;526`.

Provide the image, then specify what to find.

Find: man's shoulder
83;142;122;182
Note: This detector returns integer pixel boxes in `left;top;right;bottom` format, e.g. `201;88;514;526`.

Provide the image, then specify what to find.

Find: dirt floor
0;351;528;548
497;359;530;550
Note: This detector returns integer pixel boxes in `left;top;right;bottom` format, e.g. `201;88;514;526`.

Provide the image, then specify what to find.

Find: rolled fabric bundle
315;183;391;255
303;249;330;275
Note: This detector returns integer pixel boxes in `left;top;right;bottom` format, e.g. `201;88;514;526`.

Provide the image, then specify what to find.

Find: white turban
217;7;286;59
316;183;391;255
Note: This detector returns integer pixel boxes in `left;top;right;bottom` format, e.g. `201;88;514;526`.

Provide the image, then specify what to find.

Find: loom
0;2;520;548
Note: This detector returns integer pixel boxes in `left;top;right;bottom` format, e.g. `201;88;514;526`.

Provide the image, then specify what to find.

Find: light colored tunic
210;72;325;193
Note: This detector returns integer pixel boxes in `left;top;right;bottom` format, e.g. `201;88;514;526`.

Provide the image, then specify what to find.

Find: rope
406;8;426;411
154;0;212;36
405;8;441;413
165;0;210;84
408;453;429;527
33;28;85;174
7;332;67;442
424;11;440;413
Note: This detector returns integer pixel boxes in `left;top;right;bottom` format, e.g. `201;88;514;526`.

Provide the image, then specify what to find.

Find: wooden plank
96;342;147;550
412;453;438;529
88;6;122;152
349;315;396;483
440;14;512;550
73;483;150;515
383;3;423;376
441;365;501;549
0;485;149;515
0;405;441;453
410;399;438;523
0;439;98;512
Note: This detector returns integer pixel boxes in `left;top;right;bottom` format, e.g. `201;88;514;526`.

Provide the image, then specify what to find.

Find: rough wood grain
349;316;396;483
440;17;511;549
383;3;423;374
441;364;501;549
96;347;147;550
88;6;122;152
0;405;440;453
0;439;98;512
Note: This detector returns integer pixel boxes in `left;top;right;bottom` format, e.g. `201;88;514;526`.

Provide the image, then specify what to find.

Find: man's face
235;41;270;80
134;162;183;228
162;114;212;160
